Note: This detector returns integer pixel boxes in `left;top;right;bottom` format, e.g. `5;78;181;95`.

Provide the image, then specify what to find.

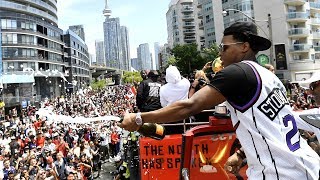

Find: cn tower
103;0;112;17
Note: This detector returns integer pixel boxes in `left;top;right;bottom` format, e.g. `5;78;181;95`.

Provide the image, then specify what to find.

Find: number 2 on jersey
283;114;300;151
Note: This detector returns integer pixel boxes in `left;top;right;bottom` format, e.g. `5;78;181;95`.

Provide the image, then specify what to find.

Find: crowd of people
0;85;136;180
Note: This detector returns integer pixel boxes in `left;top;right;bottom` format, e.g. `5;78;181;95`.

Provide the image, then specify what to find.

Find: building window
1;19;17;29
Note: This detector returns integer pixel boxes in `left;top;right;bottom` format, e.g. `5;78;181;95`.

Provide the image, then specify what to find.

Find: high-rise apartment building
195;0;320;81
0;0;66;105
69;25;86;42
120;26;130;71
159;44;171;70
95;40;105;66
131;58;139;71
137;43;152;70
102;0;130;70
63;30;90;92
103;17;121;69
166;0;204;49
154;42;161;70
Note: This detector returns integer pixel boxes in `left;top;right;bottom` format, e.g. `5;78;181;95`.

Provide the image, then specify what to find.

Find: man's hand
118;112;139;132
202;62;212;71
224;152;243;174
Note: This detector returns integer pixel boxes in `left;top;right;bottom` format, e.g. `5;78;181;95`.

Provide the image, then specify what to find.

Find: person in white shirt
99;128;109;161
160;65;190;107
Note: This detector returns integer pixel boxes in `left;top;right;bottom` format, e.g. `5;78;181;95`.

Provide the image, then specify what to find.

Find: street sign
257;54;270;66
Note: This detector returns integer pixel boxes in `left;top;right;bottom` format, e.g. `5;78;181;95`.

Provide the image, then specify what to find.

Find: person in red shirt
33;119;43;130
110;129;118;158
56;136;69;157
36;131;45;148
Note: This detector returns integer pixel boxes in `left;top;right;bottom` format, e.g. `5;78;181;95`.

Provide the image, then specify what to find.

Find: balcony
199;22;204;29
311;18;320;26
200;36;205;42
184;36;196;42
310;2;320;12
183;22;195;27
284;0;306;6
181;7;194;13
313;32;320;39
198;12;203;18
23;0;57;15
288;28;310;37
183;29;196;34
314;46;320;52
286;12;309;22
182;15;194;20
197;2;202;8
1;0;58;25
289;44;311;52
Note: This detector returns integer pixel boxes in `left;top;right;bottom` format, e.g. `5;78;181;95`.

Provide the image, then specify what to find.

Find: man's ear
241;42;251;53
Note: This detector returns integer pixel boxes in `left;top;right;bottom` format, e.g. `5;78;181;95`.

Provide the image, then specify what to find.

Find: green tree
171;43;206;75
122;71;143;83
201;43;220;62
90;79;106;90
164;56;177;69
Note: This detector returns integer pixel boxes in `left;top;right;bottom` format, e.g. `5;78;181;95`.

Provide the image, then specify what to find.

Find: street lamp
222;9;274;66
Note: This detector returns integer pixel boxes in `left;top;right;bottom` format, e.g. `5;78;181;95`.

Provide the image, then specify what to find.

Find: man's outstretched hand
118;111;139;132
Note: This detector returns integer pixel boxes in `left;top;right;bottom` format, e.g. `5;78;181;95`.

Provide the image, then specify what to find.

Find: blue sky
57;0;171;59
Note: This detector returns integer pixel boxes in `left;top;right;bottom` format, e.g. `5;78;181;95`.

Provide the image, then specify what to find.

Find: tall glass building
154;42;161;70
0;0;66;106
120;26;130;71
137;43;152;70
95;40;105;66
103;17;121;69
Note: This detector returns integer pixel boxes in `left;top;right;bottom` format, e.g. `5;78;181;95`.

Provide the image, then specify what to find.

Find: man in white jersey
119;22;320;179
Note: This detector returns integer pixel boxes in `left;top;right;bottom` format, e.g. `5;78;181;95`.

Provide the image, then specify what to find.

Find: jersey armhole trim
228;61;262;113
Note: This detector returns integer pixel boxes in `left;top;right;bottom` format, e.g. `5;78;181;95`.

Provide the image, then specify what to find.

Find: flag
130;86;137;96
125;86;136;99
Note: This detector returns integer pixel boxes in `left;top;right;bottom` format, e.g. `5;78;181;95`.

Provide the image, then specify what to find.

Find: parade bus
137;107;248;180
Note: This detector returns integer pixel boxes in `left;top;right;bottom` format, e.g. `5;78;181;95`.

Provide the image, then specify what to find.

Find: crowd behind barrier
0;78;319;180
288;83;320;155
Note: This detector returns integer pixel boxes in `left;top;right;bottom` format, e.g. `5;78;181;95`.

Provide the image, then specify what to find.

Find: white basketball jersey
226;61;320;179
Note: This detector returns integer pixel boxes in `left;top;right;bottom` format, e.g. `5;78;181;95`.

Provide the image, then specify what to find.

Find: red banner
140;133;247;180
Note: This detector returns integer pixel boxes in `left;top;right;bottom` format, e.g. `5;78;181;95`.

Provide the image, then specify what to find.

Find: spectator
160;65;191;134
54;152;67;179
160;65;190;107
264;63;275;73
188;70;209;98
136;70;162;112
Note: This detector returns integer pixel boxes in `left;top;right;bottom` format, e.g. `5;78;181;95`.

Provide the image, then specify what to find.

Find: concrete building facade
195;0;320;81
166;0;204;49
63;30;90;93
0;0;66;106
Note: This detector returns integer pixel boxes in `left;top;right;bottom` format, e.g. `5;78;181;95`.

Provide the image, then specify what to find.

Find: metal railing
288;28;310;36
286;12;309;20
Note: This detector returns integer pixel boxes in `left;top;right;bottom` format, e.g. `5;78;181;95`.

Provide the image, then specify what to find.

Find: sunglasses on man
218;42;244;52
